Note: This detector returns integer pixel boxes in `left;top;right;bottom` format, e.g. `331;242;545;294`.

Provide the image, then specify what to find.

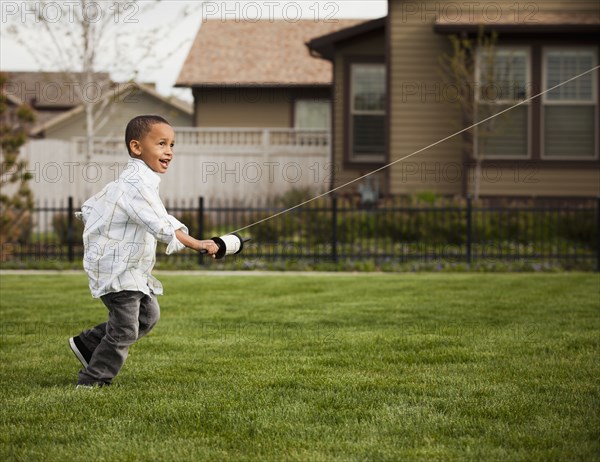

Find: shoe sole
75;384;97;389
69;337;89;368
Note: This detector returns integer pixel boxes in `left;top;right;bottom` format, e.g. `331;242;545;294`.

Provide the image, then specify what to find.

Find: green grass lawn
0;273;598;462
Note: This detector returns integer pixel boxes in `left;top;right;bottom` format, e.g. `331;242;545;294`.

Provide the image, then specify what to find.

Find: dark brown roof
176;19;365;87
307;18;386;61
29;82;193;136
1;72;192;134
3;92;23;107
3;71;112;108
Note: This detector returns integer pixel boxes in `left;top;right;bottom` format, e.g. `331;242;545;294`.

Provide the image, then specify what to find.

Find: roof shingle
176;19;365;87
3;71;112;108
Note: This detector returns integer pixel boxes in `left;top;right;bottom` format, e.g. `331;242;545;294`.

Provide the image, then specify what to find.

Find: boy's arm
121;185;218;256
167;215;218;256
175;229;219;256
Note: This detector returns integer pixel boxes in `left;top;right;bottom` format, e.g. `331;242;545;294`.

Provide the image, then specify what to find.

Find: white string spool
210;233;248;259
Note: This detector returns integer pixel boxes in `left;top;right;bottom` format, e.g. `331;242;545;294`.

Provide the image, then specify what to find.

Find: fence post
331;195;338;264
596;196;600;273
466;195;472;267
198;196;205;266
67;196;74;262
262;129;270;157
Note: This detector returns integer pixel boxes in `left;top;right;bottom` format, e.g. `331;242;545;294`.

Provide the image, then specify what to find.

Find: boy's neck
128;157;161;182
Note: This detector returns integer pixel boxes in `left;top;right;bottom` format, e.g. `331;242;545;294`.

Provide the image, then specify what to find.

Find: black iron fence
2;196;599;271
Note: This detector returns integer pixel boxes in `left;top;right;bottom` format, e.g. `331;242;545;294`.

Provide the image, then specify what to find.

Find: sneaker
69;336;92;368
76;381;110;389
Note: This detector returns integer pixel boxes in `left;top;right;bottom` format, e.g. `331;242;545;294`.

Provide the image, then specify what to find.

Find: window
543;48;597;159
475;48;530;158
350;63;386;162
294;99;330;130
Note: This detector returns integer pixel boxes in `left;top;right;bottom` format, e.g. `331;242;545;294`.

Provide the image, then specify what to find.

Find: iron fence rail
3;196;599;270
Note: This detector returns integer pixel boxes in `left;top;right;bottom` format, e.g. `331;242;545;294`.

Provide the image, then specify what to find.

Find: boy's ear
129;139;142;156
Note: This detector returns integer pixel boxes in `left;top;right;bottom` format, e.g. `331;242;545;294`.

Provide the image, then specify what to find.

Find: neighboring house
2;90;25;115
2;71;112;127
2;72;193;140
175;19;363;129
307;1;600;199
30;82;193;140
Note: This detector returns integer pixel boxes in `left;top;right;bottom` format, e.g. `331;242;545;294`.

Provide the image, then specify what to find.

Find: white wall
20;128;331;206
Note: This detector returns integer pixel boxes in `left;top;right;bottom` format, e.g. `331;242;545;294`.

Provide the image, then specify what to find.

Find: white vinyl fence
20;128;331;205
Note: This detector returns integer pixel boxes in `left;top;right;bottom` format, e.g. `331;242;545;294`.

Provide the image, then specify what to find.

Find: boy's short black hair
125;115;171;155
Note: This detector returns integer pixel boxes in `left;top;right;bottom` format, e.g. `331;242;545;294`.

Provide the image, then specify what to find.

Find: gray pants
77;290;160;386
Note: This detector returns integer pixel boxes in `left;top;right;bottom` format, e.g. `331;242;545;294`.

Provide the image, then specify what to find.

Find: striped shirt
78;158;187;298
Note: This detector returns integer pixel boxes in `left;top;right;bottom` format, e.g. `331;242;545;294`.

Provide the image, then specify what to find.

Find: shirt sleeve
120;183;188;255
78;186;108;227
166;214;189;255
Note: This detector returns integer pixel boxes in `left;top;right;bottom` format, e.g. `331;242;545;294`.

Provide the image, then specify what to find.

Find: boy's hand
174;230;219;257
198;239;219;257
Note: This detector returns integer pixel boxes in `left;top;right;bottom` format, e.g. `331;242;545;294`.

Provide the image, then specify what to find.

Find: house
307;1;600;199
2;71;193;140
2;71;112;127
175;19;363;129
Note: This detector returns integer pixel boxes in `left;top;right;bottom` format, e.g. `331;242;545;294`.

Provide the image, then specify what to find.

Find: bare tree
2;1;194;194
0;72;35;254
439;28;498;200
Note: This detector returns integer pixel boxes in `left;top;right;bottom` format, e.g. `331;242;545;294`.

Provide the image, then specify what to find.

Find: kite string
230;65;600;235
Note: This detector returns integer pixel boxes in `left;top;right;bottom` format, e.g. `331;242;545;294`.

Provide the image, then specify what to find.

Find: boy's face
129;123;175;174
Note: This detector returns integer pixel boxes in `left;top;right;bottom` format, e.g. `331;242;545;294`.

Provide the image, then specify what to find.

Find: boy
69;115;218;387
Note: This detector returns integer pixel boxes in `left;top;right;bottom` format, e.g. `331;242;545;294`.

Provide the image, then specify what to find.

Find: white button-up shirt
78;158;187;298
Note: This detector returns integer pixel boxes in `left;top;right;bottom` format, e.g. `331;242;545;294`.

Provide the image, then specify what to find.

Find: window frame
345;57;387;166
293;98;331;130
541;47;599;161
474;46;532;160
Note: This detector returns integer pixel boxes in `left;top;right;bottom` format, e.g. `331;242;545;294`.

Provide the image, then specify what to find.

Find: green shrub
171;211;215;239
275;187;315;208
556;210;596;248
250;212;297;243
418;208;466;245
52;213;84;245
184;193;596;256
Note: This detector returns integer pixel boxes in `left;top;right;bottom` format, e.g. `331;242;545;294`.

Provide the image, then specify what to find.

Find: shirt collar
127;157;161;187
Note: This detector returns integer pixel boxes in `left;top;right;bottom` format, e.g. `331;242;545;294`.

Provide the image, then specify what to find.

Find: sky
0;1;388;101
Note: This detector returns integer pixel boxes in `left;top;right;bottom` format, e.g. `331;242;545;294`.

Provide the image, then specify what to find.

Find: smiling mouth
159;159;170;169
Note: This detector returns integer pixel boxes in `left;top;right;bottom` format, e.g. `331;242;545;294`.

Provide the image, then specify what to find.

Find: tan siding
193;87;331;128
389;0;599;23
388;8;463;196
194;88;292;128
471;167;600;197
337;32;386;55
388;0;600;198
